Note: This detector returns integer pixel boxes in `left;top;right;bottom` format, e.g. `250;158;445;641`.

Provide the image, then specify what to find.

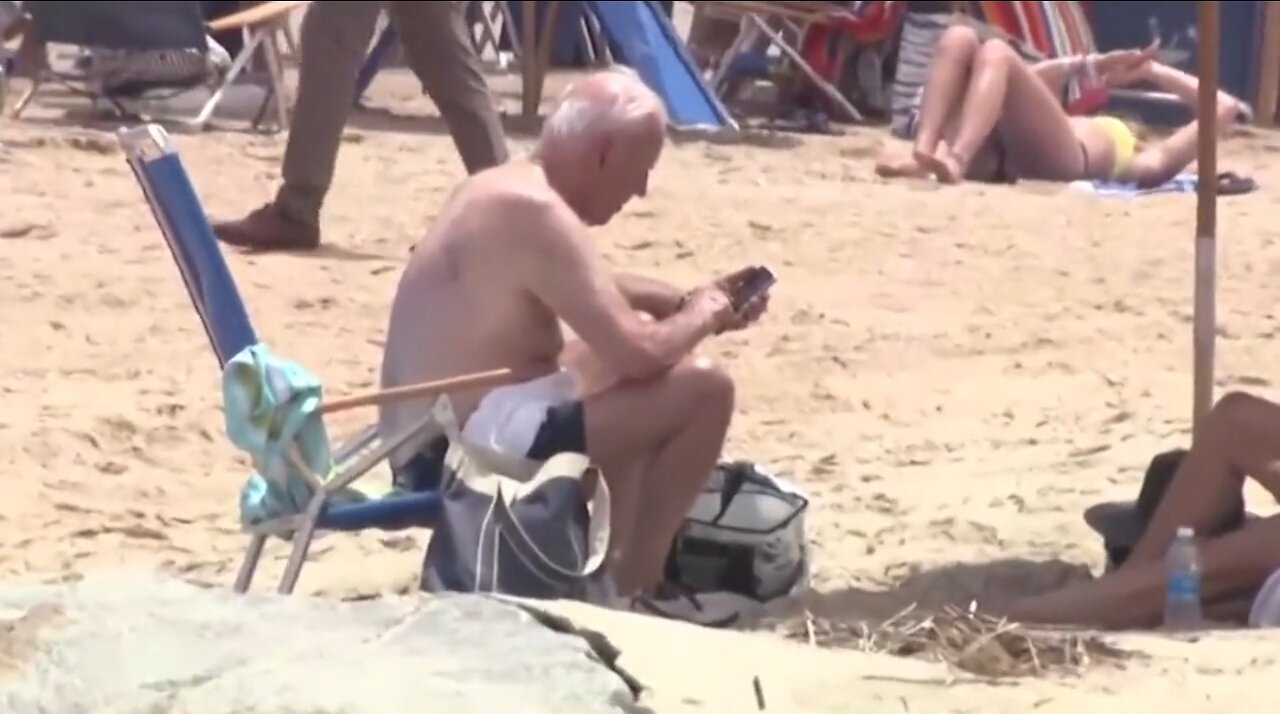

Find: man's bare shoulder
461;163;584;251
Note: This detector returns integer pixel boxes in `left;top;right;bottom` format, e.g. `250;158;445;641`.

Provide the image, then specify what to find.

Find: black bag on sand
1084;448;1249;569
418;397;612;600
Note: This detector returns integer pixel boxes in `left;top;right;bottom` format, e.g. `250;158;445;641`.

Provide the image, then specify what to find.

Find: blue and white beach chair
118;123;454;595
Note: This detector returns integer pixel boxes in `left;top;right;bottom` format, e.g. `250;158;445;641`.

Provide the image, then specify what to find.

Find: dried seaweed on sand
777;603;1138;679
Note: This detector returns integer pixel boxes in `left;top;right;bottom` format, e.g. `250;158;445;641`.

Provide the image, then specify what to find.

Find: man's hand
683;284;738;335
710;266;771;333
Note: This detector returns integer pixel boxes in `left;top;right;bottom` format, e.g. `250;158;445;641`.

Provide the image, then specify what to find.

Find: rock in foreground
0;573;638;714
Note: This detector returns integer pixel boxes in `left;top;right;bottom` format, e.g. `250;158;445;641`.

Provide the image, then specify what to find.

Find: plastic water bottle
1163;526;1203;630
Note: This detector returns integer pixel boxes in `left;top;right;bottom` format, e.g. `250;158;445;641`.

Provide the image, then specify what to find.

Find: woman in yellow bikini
876;25;1248;187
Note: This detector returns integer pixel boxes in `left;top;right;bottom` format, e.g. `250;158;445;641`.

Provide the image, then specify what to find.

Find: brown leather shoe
212;203;320;252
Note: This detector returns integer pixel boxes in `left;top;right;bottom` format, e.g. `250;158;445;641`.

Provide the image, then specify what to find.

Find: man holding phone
379;67;770;625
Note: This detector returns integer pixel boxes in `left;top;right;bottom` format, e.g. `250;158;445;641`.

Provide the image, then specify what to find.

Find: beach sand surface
2;16;1279;712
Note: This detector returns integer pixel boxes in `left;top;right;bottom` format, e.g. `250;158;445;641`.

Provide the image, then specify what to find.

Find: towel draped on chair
223;343;358;527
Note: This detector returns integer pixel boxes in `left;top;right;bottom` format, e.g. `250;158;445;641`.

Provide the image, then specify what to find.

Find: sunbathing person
378;67;769;623
876;25;1247;186
998;391;1280;629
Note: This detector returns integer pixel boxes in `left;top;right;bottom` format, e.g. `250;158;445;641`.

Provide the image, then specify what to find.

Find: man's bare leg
1002;516;1280;629
581;356;735;595
1126;392;1280;564
999;392;1280;628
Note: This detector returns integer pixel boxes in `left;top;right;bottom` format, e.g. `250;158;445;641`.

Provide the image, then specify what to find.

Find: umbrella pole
1192;0;1221;437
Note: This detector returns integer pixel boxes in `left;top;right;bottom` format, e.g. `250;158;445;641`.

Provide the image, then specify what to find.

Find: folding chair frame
354;1;611;115
186;0;309;133
117;122;448;596
234;414;439;595
13;1;306;133
700;1;907;124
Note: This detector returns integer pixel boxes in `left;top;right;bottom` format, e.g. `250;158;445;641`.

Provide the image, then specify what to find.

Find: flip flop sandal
1217;171;1258;196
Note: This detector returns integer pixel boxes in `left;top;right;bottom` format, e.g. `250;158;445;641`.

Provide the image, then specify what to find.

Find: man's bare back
381;161;572;427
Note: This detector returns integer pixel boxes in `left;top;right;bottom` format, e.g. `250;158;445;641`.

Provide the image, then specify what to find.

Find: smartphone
731;266;776;311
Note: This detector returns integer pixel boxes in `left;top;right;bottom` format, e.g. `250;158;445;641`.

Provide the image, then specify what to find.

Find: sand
3;21;1280;714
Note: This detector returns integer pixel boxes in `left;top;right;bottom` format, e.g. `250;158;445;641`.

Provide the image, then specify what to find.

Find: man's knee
679;356;736;414
938;24;981;53
1211;391;1278;429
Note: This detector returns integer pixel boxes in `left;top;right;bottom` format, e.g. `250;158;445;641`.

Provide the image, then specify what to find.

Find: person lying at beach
875;25;1248;186
999;391;1280;629
378;66;769;625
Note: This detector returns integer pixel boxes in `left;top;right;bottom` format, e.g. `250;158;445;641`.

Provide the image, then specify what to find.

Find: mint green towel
222;343;334;528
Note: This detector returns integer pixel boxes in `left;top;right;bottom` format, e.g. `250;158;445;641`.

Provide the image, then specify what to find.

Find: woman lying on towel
995;391;1280;629
875;25;1249;187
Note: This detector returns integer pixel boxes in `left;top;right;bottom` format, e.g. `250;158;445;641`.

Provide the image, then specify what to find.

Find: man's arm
518;198;722;380
616;272;685;318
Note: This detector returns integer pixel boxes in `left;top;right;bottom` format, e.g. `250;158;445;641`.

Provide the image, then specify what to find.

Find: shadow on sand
783;557;1096;625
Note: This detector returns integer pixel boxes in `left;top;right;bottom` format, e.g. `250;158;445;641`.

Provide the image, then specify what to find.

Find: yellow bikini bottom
1092;116;1137;179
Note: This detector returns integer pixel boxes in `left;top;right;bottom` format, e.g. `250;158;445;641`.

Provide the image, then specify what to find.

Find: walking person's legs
389;2;509;174
213;2;381;251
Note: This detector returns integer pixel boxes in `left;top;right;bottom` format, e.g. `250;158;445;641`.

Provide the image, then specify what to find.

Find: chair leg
278;495;327;595
583;10;611;67
234;533;268;594
709;19;757;96
182;30;267;131
499;0;523;60
262;27;291;132
10;69;45;118
748;14;864;123
281;19;300;59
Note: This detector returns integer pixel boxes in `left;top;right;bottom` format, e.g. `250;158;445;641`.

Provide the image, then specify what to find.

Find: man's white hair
539;65;668;146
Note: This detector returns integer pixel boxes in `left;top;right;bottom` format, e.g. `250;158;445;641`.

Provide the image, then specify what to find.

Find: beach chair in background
117;123;518;595
200;0;309;131
353;2;583;110
13;0;306;132
699;1;907;123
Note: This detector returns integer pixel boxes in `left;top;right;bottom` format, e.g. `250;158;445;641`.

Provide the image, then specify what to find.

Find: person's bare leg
996;391;1280;628
875;150;932;178
1125;392;1280;564
910;25;981;169
926;38;1084;184
581;357;735;595
1001;515;1280;629
879;110;1004;181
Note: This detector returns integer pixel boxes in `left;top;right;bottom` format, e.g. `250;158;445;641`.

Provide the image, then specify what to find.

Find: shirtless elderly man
379;67;768;620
